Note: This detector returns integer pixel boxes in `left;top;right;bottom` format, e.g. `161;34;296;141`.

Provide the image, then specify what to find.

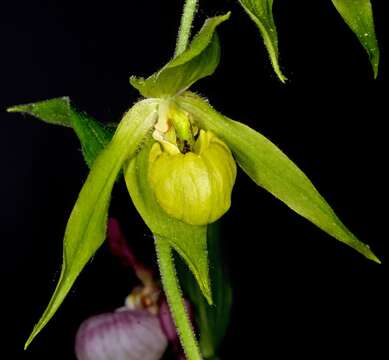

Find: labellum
149;116;237;226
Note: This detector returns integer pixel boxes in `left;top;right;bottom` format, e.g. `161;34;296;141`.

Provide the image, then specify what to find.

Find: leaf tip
129;75;137;84
222;11;231;21
369;46;379;79
278;73;288;84
373;61;379;80
203;286;213;306
6;104;28;113
360;244;381;264
369;252;381;265
196;261;213;305
129;75;147;95
191;262;213;305
271;60;287;84
24;318;46;350
24;332;35;350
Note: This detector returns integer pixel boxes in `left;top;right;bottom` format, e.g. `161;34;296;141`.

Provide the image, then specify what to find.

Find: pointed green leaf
176;222;232;358
177;92;380;263
331;0;379;78
25;99;158;349
130;13;230;98
8;97;72;126
239;0;286;82
124;137;212;304
7;97;114;167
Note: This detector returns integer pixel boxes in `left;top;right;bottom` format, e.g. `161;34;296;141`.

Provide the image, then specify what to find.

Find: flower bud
148;130;236;225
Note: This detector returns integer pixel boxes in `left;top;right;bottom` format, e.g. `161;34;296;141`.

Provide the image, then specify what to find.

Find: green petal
130;13;230;98
239;0;286;83
331;0;379;78
24;99;158;349
177;93;380;264
7;97;114;167
124;137;212;304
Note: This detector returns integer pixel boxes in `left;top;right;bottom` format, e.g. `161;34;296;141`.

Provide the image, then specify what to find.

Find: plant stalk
155;236;202;360
175;0;198;56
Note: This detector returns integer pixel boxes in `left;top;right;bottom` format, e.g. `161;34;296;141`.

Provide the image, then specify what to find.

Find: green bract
124;136;212;304
149;130;237;225
130;12;230;97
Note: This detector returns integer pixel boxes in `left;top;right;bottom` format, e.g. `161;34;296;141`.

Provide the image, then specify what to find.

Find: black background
1;0;388;358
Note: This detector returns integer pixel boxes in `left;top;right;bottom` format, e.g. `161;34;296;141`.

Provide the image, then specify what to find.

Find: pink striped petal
75;310;167;360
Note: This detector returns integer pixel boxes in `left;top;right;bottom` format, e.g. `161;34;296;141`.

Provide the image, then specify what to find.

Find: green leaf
176;221;232;358
238;0;286;83
24;99;158;349
130;13;230;98
177;92;380;263
331;0;379;78
7;97;114;167
8;97;72;126
124;136;212;304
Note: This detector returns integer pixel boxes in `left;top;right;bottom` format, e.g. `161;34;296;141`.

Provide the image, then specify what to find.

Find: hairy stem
175;0;198;56
155;236;202;360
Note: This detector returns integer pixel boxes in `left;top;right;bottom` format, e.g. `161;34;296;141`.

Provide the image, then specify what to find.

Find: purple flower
75;310;168;360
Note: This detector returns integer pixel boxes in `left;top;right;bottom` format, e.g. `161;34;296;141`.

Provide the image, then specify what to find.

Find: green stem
175;0;198;56
155;236;202;360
